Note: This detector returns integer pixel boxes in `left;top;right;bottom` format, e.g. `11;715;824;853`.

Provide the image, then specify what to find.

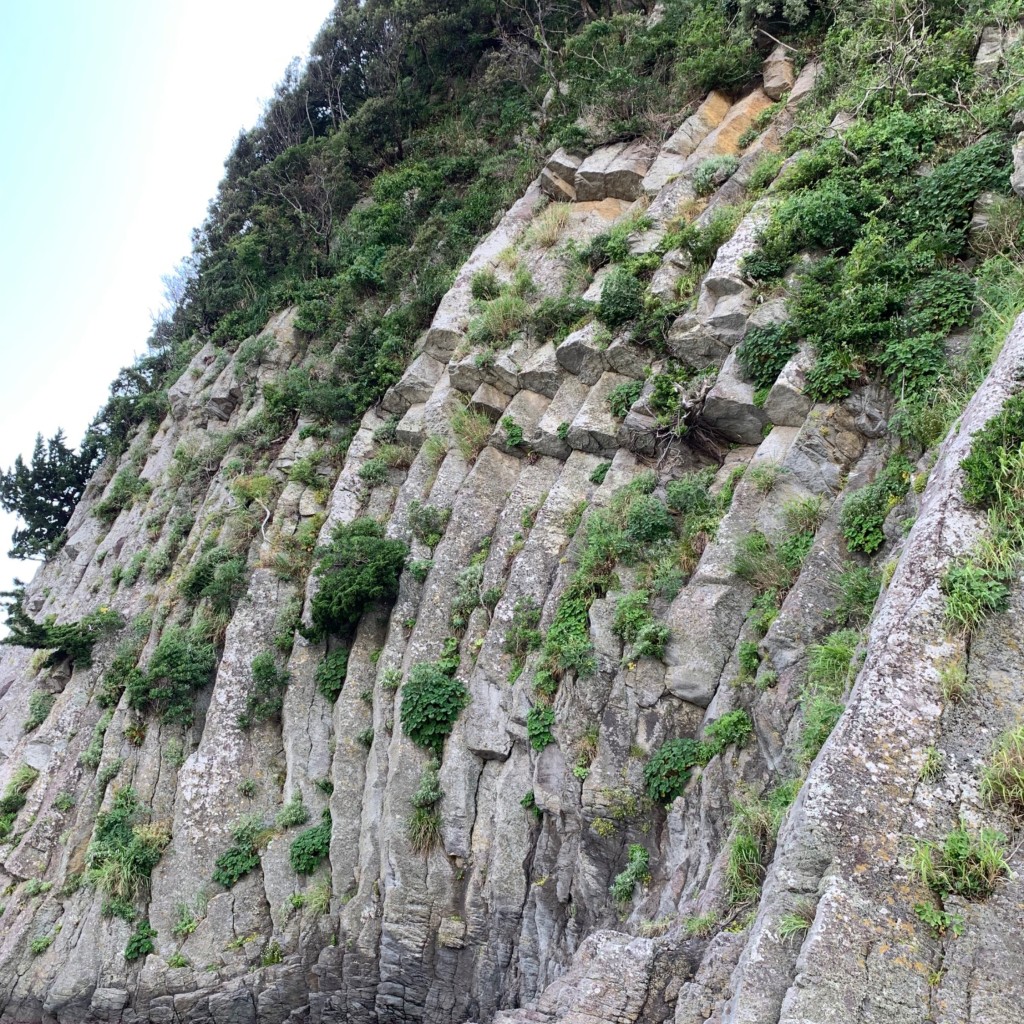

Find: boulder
762;44;795;101
519;342;563;397
763;344;813;427
533;376;590;458
566;371;633;455
395;403;426;445
540;148;582;202
1012;133;1024;199
381;351;445;415
470;382;510;421
700;349;770;444
787;60;820;107
575;140;656;202
556;322;607;383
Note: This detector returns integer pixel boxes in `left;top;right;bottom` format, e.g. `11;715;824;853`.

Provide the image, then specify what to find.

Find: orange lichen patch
696;89;775;160
572;198;633;223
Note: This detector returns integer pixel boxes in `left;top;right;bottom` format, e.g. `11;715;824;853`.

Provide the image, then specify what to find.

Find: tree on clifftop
0;430;97;560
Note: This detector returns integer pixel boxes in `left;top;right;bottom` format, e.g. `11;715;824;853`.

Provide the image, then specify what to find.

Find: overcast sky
0;0;335;600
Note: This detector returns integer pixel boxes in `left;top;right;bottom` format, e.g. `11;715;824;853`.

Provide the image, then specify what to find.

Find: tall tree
0;431;97;560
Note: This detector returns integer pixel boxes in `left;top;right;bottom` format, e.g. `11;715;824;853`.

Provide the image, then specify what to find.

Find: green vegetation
912;823;1009;900
610;844;651;903
981;726;1024;815
315;647;350;703
29;934;55;956
400;662;469;755
408;502;451;549
736;324;797;393
644;710;755;804
733;529;812;596
127;625;216;726
238;651;290;729
526;703;556;751
726;782;798;905
692;154;739;196
276;796;310;830
212;816;265;888
839;455;912;555
0;430;96;559
913;902;964;938
94;469;151;527
24;690;56;733
798;629;861;764
596;266;644;328
290;811;332;874
1;593;122;669
0;764;40;841
309;518;407;640
179;546;247;614
86;788;170;904
124;921;157;962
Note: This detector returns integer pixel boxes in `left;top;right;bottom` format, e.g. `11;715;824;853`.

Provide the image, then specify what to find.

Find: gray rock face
700;350;769;444
1012;132;1024;199
575;141;656;202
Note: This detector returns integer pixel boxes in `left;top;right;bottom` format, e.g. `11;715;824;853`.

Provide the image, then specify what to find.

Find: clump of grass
912;823;1009;900
451;406;494;463
937;657;972;704
981;725;1024;815
524;203;571;248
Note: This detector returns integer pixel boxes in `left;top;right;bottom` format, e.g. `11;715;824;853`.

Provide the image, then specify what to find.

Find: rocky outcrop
2;74;1022;1024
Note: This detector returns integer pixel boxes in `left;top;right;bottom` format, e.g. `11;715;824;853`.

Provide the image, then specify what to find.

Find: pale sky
0;0;335;600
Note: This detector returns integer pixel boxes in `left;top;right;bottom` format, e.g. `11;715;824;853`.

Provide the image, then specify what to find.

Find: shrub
212;816;264;888
359;458;388;485
408;502;452;548
129;626;216;726
531;296;593;343
290;811;332;874
596;266;644;328
238;652;290;729
310;518;407;639
124;920;157;961
1;595;122;670
625;495;673;545
24;690;56;732
315;647;350;702
633;620;671;659
610;844;652;904
693;154;740;196
608;380;643;419
179;546;246;614
400;662;469;755
526;703;556;751
912;824;1009;900
86;787;170;902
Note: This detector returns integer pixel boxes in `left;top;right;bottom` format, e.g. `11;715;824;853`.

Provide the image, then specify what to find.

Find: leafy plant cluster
179;545;247;615
400;661;469;756
315;646;350;703
212;816;266;888
839;455;912;555
290;810;332;874
643;709;755;804
612;589;671;663
610;843;651;904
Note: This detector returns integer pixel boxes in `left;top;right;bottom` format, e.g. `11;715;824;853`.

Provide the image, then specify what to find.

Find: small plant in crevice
913;902;964;938
608;379;644;419
212;816;265;888
610;843;651;904
275;796;310;830
124;920;157;962
238;651;290;729
726;781;798;906
980;725;1024;816
912;823;1009;901
23;690;56;733
527;702;556;751
408;502;452;550
839;455;912;556
408;758;444;853
777;901;817;941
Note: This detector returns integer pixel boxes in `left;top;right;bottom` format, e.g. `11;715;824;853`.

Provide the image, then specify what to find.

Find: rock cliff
3;24;1024;1024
